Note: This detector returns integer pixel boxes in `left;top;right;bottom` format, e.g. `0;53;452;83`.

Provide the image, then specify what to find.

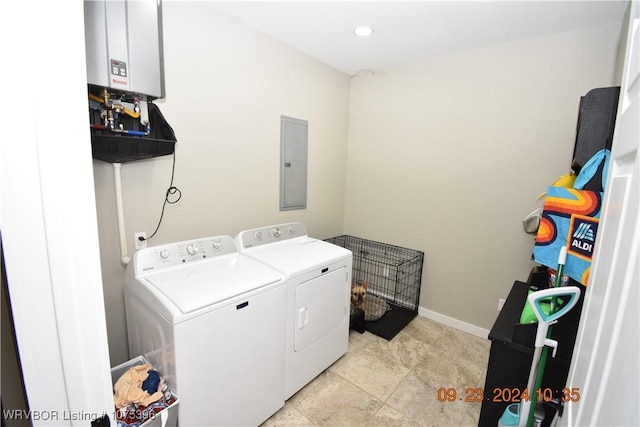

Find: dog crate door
280;116;308;211
294;267;348;352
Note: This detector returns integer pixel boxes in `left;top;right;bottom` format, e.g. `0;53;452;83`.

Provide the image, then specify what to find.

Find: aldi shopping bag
533;149;609;286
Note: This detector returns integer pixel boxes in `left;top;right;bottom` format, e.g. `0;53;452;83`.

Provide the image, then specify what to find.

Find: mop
518;247;581;427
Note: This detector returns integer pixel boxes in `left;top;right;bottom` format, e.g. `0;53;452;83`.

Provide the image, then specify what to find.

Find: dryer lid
242;238;352;276
143;254;283;314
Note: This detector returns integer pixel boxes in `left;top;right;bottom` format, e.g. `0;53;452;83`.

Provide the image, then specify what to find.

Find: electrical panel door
280;116;308;211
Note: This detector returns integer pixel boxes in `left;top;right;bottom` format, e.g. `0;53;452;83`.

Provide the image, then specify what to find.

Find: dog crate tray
364;302;417;341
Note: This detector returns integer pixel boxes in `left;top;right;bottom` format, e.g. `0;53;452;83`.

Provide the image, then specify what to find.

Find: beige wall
344;22;622;330
94;2;350;364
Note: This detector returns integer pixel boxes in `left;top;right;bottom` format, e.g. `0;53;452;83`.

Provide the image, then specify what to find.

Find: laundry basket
110;356;179;427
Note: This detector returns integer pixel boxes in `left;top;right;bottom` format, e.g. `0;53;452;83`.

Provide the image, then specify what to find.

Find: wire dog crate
325;235;424;340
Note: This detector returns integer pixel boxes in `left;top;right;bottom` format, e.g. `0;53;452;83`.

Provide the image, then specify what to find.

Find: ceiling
208;1;629;75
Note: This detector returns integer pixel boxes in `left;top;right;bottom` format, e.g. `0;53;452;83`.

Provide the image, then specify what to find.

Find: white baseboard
417;307;490;340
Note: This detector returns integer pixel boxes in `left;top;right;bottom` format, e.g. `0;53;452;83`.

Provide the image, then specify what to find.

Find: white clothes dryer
235;222;353;399
124;235;287;426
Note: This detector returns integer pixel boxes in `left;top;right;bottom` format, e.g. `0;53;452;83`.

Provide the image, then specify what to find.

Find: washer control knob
254;231;264;241
271;227;282;238
186;243;198;256
288;225;296;234
159;249;170;259
211;240;222;250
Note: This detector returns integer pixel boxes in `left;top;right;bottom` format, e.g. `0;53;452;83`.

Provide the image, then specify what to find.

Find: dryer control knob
186;243;198;255
271;227;282;238
159;249;170;259
254;231;264;241
211;240;222;250
288;225;296;234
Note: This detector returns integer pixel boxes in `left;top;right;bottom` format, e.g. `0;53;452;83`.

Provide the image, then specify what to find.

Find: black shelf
89;101;176;163
91;136;175;163
478;280;585;427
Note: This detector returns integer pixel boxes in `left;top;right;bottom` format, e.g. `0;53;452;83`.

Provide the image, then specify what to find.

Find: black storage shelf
478;280;585;427
89;101;176;164
91;136;175;163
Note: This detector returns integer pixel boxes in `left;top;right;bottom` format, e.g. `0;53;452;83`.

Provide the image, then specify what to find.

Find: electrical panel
280;116;308;211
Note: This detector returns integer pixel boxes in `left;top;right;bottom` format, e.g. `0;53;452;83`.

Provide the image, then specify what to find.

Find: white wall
93;2;351;364
345;23;622;331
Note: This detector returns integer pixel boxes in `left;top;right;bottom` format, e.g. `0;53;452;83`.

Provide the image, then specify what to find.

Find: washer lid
143;254;283;314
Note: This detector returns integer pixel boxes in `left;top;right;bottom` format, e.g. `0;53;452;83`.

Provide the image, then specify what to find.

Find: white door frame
0;1;114;425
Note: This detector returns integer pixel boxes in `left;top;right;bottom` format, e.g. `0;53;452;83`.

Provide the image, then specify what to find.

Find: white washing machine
124;235;287;426
235;222;353;399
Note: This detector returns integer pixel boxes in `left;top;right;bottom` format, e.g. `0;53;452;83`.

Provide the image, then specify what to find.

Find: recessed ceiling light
353;26;374;37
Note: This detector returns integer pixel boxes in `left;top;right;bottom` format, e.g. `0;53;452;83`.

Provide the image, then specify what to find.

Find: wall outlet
134;232;147;250
498;298;506;311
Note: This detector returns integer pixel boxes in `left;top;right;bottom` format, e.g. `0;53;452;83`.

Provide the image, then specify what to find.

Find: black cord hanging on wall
140;150;181;243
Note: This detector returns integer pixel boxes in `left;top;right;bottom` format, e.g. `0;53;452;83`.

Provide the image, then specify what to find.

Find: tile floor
262;316;491;427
